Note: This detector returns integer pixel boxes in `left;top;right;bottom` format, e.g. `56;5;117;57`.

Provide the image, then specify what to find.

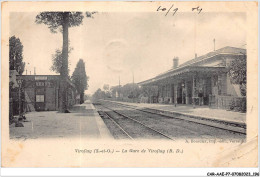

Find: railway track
99;100;246;135
94;100;246;141
97;105;174;140
98;111;134;140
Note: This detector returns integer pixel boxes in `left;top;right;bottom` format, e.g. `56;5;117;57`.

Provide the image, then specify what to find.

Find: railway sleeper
99;101;246;135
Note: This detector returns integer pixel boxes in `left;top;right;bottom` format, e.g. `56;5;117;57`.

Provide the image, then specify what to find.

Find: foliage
50;49;63;74
50;47;73;74
36;12;85;111
141;85;159;97
93;83;158;103
92;88;106;100
72;59;88;92
229;97;246;112
84;94;91;100
86;11;98;18
103;84;111;98
36;12;85;77
93;83;159;103
103;83;142;99
103;84;110;92
9;36;25;75
36;12;96;110
228;54;247;96
71;59;89;103
122;83;142;98
35;12;84;33
229;100;235;110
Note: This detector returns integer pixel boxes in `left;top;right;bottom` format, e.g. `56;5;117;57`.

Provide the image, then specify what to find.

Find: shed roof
178;46;246;68
139;46;246;85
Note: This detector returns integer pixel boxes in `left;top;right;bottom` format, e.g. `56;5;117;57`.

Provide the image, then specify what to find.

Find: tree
120;83;142;98
110;86;119;98
141;85;159;103
50;49;63;74
228;54;247;96
103;84;109;92
36;12;97;111
36;12;84;112
50;47;73;74
72;59;88;104
9;36;25;75
103;84;112;98
92;88;105;100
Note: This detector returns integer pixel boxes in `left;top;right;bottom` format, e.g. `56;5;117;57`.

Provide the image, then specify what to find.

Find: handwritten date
157;4;202;16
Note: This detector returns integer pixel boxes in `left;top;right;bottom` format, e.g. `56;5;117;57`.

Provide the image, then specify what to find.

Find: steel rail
101;105;174;140
100;100;246;135
102;111;134;140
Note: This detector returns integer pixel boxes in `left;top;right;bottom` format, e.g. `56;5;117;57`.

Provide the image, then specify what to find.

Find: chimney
195;53;197;58
173;57;179;69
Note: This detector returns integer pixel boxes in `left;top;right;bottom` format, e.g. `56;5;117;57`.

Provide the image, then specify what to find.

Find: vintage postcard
1;1;258;168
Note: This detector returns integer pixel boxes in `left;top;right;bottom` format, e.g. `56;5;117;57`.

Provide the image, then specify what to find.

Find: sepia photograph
1;1;258;170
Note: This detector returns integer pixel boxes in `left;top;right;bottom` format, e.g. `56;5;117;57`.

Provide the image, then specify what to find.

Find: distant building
138;46;246;110
12;75;79;112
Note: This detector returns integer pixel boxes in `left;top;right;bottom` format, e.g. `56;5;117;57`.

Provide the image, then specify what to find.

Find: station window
36;95;44;102
36;82;44;87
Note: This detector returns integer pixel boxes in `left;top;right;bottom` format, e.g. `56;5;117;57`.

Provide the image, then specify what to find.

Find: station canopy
139;66;227;86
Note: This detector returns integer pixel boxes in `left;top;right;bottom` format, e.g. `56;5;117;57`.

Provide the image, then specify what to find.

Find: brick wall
45;87;56;111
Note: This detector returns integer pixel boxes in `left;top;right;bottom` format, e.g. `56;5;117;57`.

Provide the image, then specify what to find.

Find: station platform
9;101;113;140
104;100;246;126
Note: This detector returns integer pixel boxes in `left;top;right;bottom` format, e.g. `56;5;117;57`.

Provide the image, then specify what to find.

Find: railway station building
138;46;246;110
13;75;79;112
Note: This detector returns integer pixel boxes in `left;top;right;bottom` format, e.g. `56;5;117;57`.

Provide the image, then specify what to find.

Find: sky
10;12;246;94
